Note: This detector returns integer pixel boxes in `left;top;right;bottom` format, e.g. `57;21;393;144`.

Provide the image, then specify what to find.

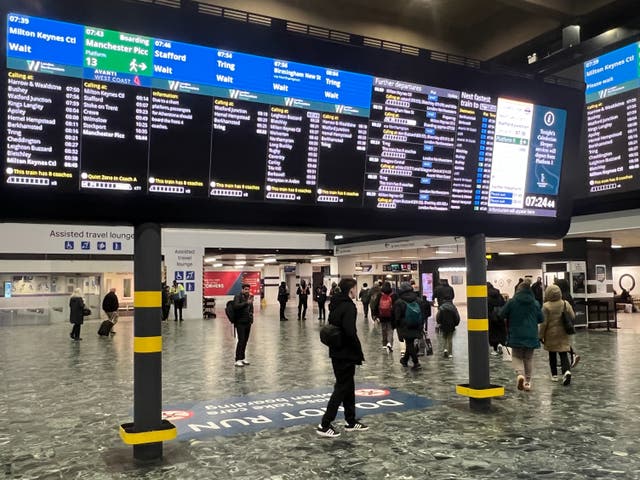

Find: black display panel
0;0;584;236
584;42;640;196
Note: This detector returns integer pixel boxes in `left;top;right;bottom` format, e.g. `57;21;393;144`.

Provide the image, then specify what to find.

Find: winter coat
232;292;254;325
277;285;289;303
540;285;575;352
555;279;575;307
297;286;310;300
315;288;327;304
102;291;119;313
371;285;396;322
358;287;370;304
531;281;544;306
327;293;364;365
487;285;506;347
500;288;543;349
368;285;382;311
69;296;85;325
394;289;425;340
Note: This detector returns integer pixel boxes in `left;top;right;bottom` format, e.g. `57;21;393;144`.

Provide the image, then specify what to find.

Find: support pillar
455;233;504;410
119;223;176;461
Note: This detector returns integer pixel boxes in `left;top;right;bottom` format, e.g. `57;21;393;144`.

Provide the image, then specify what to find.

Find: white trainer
234;360;244;367
242;359;250;365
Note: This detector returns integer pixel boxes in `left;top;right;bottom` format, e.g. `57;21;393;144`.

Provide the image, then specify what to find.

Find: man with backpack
394;282;425;370
371;281;396;352
231;284;254;367
437;299;460;358
358;283;371;321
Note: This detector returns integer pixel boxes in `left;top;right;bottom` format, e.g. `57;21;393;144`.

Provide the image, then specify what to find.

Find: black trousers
401;336;419;365
321;360;356;427
235;323;252;361
318;302;326;320
549;351;570;376
297;298;308;319
70;323;81;339
161;304;170;320
362;302;369;318
279;301;287;319
174;299;183;321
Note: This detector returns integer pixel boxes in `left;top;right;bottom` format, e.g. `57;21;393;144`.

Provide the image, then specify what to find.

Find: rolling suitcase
98;319;114;336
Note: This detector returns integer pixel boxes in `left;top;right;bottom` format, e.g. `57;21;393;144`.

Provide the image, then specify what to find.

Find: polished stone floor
2;304;640;479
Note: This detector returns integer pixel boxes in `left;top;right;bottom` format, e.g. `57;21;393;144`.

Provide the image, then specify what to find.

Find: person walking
371;281;396;352
487;282;506;354
69;288;86;341
500;279;543;391
555;278;581;368
232;284;254;367
101;287;119;334
436;299;460;358
358;283;371;320
297;279;310;320
171;280;186;321
531;277;544;306
316;285;328;321
277;281;289;321
540;284;576;386
317;278;367;438
394;282;425;370
368;280;382;320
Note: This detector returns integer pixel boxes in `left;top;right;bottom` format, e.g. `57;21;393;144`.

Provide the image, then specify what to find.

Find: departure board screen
4;12;569;219
584;42;640;195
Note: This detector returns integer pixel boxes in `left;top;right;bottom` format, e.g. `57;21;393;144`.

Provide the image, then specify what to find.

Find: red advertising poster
203;271;261;296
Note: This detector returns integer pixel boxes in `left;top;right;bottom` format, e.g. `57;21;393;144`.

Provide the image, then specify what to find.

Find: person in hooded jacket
434;279;455;307
371;281;397;352
500;279;543;391
317;278;367;438
367;280;382;320
69;288;86;341
487;282;506;354
277;282;289;321
394;282;425;370
554;278;581;368
531;277;544;305
540;284;576;386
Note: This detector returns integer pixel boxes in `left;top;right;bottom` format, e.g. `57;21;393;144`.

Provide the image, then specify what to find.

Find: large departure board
584;42;640;196
3;12;569;219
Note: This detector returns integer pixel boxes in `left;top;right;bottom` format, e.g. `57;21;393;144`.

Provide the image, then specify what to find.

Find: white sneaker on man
234;360;244;367
242;359;250;365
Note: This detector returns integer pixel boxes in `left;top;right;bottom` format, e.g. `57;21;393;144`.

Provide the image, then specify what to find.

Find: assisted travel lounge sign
0;223;134;254
160;386;434;439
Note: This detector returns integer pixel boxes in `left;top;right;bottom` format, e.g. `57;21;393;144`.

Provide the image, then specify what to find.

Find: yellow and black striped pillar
456;233;504;410
119;223;175;460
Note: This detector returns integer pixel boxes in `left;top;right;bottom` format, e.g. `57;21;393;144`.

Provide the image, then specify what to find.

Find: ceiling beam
495;0;573;21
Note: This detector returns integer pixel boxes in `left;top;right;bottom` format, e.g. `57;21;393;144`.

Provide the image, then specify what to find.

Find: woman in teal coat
500;279;543;392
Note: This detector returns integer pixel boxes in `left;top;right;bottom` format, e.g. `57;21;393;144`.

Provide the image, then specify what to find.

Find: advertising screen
4;11;569;217
584;42;640;195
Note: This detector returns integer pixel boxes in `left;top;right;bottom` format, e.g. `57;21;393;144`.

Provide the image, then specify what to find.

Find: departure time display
4;13;567;217
584;42;640;195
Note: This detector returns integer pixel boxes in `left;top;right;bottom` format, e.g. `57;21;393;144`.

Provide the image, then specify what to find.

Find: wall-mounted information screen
584;42;640;195
4;12;568;219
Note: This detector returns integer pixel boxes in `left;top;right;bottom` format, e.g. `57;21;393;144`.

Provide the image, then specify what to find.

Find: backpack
225;300;236;324
403;300;422;328
320;324;342;349
379;293;393;317
437;302;460;334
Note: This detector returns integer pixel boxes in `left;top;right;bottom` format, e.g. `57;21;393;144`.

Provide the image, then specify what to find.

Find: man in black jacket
277;281;289;321
318;278;367;438
233;284;254;367
101;288;119;334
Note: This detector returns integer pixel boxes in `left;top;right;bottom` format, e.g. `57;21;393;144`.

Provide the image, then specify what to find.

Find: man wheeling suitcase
100;288;119;336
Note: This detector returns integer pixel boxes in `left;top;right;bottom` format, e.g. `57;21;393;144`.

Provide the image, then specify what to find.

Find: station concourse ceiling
197;0;629;60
